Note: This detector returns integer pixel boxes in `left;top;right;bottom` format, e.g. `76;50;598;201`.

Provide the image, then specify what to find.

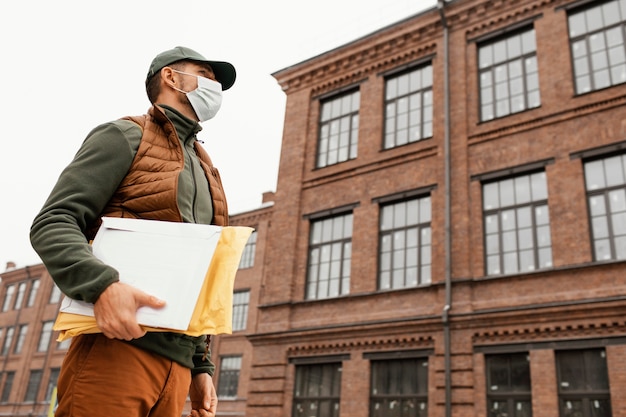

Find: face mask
171;70;223;122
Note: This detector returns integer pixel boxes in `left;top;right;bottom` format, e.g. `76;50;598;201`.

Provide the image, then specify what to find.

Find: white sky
0;0;437;270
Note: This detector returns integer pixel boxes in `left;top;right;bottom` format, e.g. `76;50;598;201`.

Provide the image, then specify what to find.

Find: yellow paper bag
53;225;253;341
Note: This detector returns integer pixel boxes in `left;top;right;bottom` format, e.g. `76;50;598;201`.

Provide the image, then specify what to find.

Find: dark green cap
146;46;236;90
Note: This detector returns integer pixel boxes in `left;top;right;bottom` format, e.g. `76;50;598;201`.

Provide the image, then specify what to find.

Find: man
30;46;236;417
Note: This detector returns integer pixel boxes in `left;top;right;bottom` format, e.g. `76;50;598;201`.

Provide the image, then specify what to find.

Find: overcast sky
0;0;437;270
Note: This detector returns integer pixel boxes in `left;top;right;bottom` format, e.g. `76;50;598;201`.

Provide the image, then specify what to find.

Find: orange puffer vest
94;106;228;234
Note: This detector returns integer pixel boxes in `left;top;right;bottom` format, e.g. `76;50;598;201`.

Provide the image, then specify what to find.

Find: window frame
368;356;429;417
377;194;432;290
1;327;15;356
23;369;42;403
217;355;242;399
238;231;257;269
481;169;553;276
0;371;15;403
383;62;433;149
231;290;250;332
316;88;360;168
305;211;354;300
477;25;541;122
485;352;533;417
38;321;55;352
292;361;342;417
1;285;15;313
555;348;612;417
583;152;626;261
26;279;40;308
14;324;28;355
567;0;626;95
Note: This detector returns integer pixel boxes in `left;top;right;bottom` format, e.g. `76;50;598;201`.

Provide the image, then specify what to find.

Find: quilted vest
90;106;229;238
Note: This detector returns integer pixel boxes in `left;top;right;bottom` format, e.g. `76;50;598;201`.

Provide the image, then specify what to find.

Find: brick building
215;0;626;416
3;0;626;416
0;263;68;417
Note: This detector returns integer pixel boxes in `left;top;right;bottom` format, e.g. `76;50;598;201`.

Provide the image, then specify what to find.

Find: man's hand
93;281;165;340
188;373;218;417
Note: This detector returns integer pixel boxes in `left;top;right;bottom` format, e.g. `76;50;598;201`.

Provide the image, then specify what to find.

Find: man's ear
160;67;177;87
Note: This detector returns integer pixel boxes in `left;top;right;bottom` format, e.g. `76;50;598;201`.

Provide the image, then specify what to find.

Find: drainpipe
437;2;452;417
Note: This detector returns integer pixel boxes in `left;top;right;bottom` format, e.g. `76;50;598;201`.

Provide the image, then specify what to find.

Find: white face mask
171;70;223;122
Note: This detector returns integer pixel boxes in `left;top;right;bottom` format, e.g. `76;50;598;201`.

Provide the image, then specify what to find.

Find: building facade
212;193;274;417
227;0;626;416
0;263;68;417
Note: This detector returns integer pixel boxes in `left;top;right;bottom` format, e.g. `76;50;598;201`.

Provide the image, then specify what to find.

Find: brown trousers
55;334;191;417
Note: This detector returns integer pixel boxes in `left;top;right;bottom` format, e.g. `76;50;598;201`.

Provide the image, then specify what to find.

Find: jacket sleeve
192;335;216;376
30;120;142;303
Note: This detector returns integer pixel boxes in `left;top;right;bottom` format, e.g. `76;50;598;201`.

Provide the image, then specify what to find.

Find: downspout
437;2;452;417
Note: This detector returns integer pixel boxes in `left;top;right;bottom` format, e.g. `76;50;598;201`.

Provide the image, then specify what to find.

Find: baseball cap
146;46;236;90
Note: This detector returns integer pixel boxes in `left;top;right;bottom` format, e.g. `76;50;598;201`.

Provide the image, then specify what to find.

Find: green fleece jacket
30;105;217;375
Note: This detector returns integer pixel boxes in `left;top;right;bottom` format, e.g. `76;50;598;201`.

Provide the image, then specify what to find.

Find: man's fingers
134;290;166;309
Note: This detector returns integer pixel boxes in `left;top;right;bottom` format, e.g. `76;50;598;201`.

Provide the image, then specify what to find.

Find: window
14;325;28;354
2;285;15;312
317;90;360;168
49;285;62;304
584;154;626;260
478;27;540;121
306;213;353;300
232;290;250;332
293;363;341;417
13;282;26;310
370;358;428;417
57;338;71;350
1;372;14;403
486;353;532;417
45;368;60;403
24;370;42;402
38;321;54;352
556;349;612;417
384;64;433;149
238;231;257;269
568;0;626;94
483;171;552;275
217;356;242;399
26;279;40;308
1;327;15;356
379;196;432;290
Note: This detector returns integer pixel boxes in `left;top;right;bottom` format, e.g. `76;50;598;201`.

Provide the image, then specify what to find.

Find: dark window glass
370;358;428;417
486;353;532;417
293;363;341;417
556;349;612;417
24;370;42;402
45;368;60;403
1;372;14;403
